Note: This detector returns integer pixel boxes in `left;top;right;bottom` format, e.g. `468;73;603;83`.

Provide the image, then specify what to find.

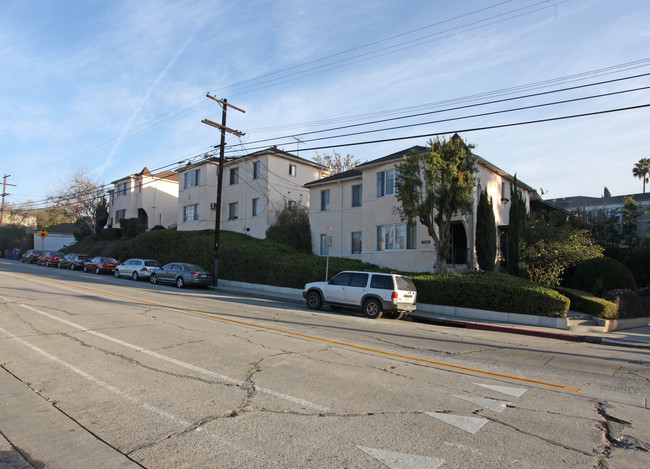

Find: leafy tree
314;151;360;174
620;196;640;245
475;188;496;271
507;176;527;278
265;201;312;252
47;168;105;234
395;135;477;273
603;187;611;198
524;212;603;286
0;224;33;252
632;158;650;193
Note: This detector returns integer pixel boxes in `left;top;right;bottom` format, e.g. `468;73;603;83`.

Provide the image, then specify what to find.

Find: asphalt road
1;259;649;468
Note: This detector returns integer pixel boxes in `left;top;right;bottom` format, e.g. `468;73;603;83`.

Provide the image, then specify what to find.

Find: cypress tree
475;189;496;271
507;176;528;278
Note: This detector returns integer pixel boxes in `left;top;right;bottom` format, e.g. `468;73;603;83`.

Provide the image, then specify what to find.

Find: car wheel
132;272;138;281
363;299;383;319
45;261;50;267
150;274;158;284
95;267;101;274
176;277;184;288
70;264;75;270
306;291;323;310
114;269;120;278
57;262;61;269
83;265;88;272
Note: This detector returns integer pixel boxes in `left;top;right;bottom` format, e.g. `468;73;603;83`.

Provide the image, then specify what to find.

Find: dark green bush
119;218;146;239
100;227;122;241
623;247;650;288
412;271;569;317
553;286;618;319
0;224;33;252
572;257;637;296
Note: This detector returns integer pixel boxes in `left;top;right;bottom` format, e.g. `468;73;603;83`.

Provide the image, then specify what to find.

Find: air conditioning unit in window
210;203;217;210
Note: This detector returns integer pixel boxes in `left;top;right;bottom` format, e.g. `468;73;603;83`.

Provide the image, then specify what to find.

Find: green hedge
68;229;569;317
411;271;570;318
553;286;618;320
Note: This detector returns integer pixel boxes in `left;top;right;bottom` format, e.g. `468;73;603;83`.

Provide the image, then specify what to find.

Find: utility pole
202;94;245;287
0;174;17;227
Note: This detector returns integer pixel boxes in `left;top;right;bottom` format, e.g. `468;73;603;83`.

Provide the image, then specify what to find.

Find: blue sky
2;0;650;208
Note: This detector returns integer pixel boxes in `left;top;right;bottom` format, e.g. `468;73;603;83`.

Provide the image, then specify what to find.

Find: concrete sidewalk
0;368;142;469
215;280;650;349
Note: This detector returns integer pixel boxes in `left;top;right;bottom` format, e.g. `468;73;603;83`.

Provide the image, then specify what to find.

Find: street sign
38;229;48;239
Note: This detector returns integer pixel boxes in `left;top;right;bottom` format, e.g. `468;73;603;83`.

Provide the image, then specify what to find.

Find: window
349;273;369;287
352;184;362;207
370;274;394;290
319;234;329;255
116;182;129;196
351;231;362;254
182;204;199;222
320;189;330;211
184;169;200;189
253;161;261;179
115;209;126;223
376;169;395;197
289;164;297;177
230;168;239;185
252;198;260;217
376;223;417;251
228;202;238;220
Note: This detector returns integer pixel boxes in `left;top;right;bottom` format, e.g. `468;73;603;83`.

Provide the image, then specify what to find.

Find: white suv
303;271;417;319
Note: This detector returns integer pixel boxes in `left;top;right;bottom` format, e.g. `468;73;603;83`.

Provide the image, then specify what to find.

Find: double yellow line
15;272;583;393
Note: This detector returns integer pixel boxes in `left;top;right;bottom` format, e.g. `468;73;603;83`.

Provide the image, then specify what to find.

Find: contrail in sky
97;34;195;177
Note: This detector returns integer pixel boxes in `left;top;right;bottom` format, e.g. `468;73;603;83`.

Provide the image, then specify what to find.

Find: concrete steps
567;311;605;333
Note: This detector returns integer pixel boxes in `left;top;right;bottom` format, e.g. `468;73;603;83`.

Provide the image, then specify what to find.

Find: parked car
58;253;92;270
114;258;161;281
150;263;213;288
84;257;118;274
303;271;417;319
21;249;44;263
37;251;65;267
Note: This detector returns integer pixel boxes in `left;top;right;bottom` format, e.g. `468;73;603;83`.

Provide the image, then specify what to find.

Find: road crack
594;401;650;468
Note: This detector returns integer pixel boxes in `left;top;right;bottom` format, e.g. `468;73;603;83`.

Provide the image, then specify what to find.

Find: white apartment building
176;146;328;238
305;143;535;273
109;168;179;229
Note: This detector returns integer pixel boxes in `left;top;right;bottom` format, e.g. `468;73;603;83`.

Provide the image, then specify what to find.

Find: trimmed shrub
572;257;636;296
602;289;646;319
553;286;618;319
119;218;146;239
411;271;570;317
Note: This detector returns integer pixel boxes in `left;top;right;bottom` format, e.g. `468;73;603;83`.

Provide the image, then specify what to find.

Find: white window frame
184;169;200;189
377;223;417;251
182;204;199;222
351;231;362;254
289;164;297;177
320;189;330;211
230;167;239;185
352;184;362;207
376;169;395;198
228;202;238;220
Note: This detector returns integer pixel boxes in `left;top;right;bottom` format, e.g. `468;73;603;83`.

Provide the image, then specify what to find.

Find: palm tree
632;158;650;193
